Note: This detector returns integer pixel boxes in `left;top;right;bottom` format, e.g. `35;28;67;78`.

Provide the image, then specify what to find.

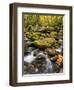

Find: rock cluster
24;26;63;74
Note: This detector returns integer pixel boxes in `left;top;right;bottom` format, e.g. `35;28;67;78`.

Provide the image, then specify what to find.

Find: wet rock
31;53;47;73
24;64;36;74
24;47;34;56
46;60;54;73
45;47;56;57
24;61;29;74
55;54;63;65
53;63;60;73
24;36;28;41
33;49;40;56
59;68;63;73
50;55;58;62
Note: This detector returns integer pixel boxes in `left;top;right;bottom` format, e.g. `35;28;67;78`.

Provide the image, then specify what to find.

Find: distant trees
24;14;63;32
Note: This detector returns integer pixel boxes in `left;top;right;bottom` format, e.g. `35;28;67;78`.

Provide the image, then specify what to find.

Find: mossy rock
30;32;41;40
46;27;55;32
53;42;60;48
58;30;63;38
25;32;40;40
32;38;56;48
38;27;55;33
50;31;57;38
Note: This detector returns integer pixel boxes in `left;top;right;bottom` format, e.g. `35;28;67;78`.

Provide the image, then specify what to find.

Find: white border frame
17;7;70;83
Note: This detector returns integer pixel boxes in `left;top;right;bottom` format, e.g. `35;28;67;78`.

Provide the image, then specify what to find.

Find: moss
30;32;41;40
32;38;56;48
53;43;60;48
50;31;57;38
25;32;40;40
58;30;63;37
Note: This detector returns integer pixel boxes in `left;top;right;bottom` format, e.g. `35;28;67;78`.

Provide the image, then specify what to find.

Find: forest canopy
24;14;63;32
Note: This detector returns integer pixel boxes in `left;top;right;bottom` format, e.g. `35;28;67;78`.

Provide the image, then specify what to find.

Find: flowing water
24;49;55;74
24;51;36;63
24;44;63;74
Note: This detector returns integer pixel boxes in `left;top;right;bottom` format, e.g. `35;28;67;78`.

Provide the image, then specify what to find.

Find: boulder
32;38;56;48
45;47;56;57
